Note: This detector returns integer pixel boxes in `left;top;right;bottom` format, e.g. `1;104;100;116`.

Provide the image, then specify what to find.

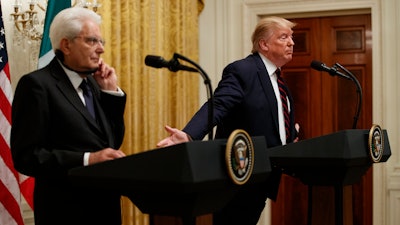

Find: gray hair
251;16;296;53
49;7;102;51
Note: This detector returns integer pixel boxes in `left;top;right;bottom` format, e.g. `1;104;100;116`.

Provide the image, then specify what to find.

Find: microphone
311;60;363;129
145;53;214;139
310;60;351;80
145;55;198;72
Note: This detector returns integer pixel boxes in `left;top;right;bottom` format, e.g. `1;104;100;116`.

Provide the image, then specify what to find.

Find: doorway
272;14;372;225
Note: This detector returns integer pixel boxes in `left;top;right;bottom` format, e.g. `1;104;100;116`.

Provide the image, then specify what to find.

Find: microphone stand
334;63;362;129
173;53;214;140
307;63;363;225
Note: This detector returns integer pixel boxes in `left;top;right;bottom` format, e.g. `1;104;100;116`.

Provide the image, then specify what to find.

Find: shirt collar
259;53;279;77
57;60;85;90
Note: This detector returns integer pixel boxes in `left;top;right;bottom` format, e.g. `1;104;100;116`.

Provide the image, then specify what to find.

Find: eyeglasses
74;36;106;46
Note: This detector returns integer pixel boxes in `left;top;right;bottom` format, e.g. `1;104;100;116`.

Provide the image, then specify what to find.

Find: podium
69;136;271;225
268;129;391;225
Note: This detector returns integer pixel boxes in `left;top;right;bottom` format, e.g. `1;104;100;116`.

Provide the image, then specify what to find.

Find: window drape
98;1;204;224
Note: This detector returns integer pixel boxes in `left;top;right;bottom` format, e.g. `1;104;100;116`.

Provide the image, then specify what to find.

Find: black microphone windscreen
145;55;165;68
310;60;325;71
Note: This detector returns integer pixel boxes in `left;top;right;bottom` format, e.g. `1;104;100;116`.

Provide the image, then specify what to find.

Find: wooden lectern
69;137;271;225
268;129;391;225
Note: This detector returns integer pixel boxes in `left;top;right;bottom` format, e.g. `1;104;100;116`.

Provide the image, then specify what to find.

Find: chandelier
10;0;102;43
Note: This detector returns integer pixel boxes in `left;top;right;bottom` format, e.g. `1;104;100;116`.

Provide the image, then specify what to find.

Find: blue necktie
80;79;96;119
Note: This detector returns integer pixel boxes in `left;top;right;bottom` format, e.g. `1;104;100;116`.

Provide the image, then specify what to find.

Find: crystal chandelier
76;0;102;12
10;0;43;42
10;0;102;43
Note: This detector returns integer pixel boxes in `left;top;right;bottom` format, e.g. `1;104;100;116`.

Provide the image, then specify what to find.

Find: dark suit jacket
11;58;126;225
183;53;296;225
184;52;296;146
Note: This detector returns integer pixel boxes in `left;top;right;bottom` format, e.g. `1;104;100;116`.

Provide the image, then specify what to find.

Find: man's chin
77;67;98;75
87;68;99;74
88;65;100;72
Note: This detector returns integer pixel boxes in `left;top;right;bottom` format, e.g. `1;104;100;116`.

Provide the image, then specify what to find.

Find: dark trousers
213;171;281;225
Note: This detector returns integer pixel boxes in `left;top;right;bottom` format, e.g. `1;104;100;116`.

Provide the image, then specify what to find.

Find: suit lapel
49;59;103;133
252;54;280;132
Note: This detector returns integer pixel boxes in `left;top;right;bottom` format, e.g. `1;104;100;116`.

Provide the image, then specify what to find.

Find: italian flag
38;0;71;69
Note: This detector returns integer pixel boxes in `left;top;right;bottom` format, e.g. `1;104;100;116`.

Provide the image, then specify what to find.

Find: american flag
0;3;33;225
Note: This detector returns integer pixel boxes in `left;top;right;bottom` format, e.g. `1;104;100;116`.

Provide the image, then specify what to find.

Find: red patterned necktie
276;69;290;140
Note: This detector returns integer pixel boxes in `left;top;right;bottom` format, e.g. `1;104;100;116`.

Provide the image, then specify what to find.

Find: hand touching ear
93;59;118;91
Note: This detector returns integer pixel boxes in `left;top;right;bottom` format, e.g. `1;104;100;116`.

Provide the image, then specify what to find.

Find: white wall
199;1;400;225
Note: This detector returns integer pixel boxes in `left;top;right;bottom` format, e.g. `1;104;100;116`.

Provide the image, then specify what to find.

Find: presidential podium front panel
268;128;391;225
68;136;271;224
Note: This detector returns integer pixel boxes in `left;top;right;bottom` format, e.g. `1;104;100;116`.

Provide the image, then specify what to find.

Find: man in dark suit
157;16;298;225
11;7;126;225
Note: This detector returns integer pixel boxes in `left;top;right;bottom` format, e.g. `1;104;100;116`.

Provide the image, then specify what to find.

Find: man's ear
59;38;71;55
259;39;269;51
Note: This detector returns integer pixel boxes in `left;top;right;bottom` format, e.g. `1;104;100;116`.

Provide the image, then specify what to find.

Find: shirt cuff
102;87;125;96
83;152;90;166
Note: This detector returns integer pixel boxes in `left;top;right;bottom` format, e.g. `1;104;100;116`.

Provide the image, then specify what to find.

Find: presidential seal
225;129;254;185
368;124;384;163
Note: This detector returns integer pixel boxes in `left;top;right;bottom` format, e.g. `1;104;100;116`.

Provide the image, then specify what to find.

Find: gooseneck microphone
310;60;362;129
310;60;351;80
145;55;198;72
145;53;214;139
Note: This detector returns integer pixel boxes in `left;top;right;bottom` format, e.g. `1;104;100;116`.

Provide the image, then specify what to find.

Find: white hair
49;7;102;51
